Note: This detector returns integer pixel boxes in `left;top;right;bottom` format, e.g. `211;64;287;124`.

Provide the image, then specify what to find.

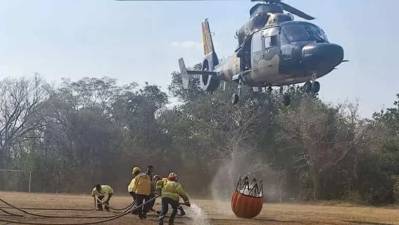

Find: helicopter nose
302;43;344;73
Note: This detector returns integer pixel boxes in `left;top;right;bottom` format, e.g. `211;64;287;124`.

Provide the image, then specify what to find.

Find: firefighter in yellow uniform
156;176;186;216
157;172;190;225
156;177;169;194
91;184;113;211
128;167;142;201
130;168;151;219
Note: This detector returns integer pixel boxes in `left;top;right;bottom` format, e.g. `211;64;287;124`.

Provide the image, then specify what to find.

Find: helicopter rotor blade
116;0;232;1
116;0;315;20
251;0;281;3
280;2;314;20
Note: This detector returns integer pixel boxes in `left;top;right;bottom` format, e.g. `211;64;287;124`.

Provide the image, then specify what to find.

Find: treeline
0;74;398;205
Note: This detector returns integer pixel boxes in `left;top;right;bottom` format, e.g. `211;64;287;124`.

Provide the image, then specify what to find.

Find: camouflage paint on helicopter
178;0;345;104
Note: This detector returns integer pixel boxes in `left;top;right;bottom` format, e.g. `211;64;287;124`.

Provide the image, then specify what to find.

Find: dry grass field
0;192;398;225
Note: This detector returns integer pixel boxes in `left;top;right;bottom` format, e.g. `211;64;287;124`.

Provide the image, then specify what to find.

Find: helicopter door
251;28;280;81
238;38;252;71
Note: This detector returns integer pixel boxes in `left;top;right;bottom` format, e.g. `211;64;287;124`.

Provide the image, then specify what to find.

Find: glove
184;201;191;207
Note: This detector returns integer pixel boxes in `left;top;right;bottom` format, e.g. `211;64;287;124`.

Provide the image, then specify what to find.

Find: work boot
104;205;110;212
168;219;174;225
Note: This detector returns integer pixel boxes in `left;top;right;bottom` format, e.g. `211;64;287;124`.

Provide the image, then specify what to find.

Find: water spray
186;203;210;225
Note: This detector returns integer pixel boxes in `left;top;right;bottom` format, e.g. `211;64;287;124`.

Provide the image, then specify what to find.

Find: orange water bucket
231;177;263;218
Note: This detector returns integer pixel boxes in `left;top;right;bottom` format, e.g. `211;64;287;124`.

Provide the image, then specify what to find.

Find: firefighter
147;173;160;212
153;175;161;186
158;172;190;225
131;168;151;219
128;167;142;200
91;184;113;212
156;175;186;216
146;165;154;179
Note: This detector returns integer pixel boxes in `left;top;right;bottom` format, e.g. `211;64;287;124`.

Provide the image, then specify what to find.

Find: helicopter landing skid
231;73;246;105
232;80;242;105
303;80;321;94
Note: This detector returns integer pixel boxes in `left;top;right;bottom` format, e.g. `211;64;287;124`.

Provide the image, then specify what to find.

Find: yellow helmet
132;167;141;175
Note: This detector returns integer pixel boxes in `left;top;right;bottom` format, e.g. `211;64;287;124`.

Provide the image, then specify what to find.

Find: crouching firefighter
91;184;113;211
157;172;190;225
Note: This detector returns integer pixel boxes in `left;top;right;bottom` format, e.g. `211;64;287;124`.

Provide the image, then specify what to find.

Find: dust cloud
210;147;283;214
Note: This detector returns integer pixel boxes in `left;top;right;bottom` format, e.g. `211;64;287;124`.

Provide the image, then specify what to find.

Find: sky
0;0;398;117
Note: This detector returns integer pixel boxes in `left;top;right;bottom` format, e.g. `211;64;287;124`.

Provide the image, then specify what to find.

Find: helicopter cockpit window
270;36;278;46
282;23;328;43
262;28;279;48
264;36;271;48
252;31;263;52
264;36;278;48
306;24;328;42
253;30;279;52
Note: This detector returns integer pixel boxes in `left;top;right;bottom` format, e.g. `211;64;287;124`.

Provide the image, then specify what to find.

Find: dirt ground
0;192;398;225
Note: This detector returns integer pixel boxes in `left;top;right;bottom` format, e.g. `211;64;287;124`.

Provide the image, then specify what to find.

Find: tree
276;97;357;200
355;94;399;204
0;76;48;169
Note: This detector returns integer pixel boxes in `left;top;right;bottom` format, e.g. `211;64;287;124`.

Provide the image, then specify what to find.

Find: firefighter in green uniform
91;184;113;211
157;172;190;225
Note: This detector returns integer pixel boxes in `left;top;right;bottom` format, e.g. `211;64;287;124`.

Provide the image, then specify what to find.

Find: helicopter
118;0;345;104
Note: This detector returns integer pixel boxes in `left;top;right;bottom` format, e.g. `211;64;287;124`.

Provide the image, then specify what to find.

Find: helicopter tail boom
176;19;221;91
178;58;217;89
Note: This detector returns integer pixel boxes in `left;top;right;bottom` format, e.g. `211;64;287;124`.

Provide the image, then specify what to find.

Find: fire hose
0;195;160;225
0;208;23;217
93;197;134;213
0;207;94;212
108;202;134;212
0;202;133;213
0;198;121;219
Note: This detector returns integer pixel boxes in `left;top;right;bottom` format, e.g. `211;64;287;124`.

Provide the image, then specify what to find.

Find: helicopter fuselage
214;21;344;87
